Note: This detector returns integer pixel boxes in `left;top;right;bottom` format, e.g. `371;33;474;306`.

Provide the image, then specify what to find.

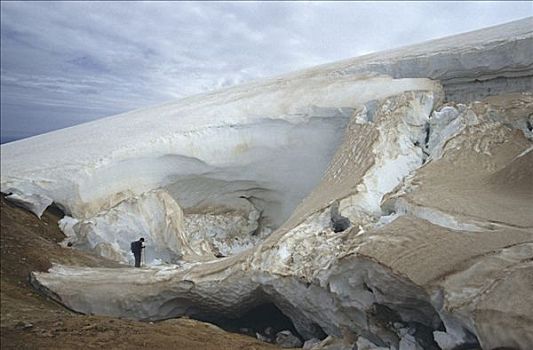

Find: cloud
1;1;531;142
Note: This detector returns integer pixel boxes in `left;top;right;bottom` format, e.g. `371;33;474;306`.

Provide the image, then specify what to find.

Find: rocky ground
0;196;278;350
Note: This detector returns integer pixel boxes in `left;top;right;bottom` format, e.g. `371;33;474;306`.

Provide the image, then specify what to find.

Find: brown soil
0;195;277;350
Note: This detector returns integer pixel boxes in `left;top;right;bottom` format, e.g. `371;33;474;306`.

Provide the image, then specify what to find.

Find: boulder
303;338;321;350
276;330;303;348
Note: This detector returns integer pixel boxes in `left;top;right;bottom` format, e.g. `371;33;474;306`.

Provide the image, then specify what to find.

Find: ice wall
30;92;533;350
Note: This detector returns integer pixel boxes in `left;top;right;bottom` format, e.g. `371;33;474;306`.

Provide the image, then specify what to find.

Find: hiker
330;201;351;233
131;237;145;267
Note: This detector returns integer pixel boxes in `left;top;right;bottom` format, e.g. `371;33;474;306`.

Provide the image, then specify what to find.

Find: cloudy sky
1;1;531;143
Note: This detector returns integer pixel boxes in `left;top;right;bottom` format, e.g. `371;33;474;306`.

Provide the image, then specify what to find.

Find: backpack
130;241;136;253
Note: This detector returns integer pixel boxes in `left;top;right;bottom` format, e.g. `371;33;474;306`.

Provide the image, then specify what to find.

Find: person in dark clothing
330;201;351;233
131;237;145;267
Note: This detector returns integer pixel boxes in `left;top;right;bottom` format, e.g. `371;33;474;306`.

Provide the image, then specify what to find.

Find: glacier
2;17;533;350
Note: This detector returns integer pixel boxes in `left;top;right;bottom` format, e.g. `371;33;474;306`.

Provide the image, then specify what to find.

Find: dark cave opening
194;303;305;342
